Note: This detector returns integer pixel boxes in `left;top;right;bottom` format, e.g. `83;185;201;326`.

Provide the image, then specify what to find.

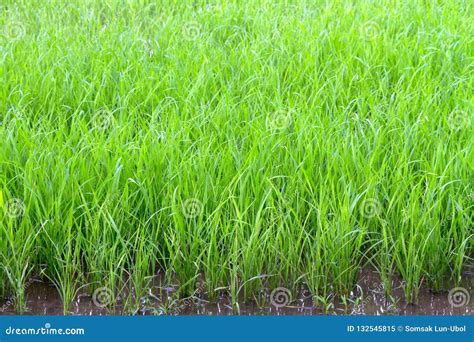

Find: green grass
0;0;472;313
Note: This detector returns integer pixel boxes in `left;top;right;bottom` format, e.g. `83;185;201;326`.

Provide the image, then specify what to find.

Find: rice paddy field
0;0;473;315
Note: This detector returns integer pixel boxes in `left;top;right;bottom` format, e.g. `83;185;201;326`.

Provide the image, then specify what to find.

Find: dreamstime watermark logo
82;9;95;22
138;38;155;58
3;198;25;218
175;280;206;314
358;282;382;307
401;208;410;223
447;110;470;131
90;109;114;131
360;198;381;218
266;110;292;130
280;189;300;208
0;277;36;312
4;21;26;41
270;287;292;308
360;21;380;40
5;322;85;336
182;21;201;41
182;198;203;218
198;4;223;15
448;287;470;308
92;287;114;308
4;109;26;131
156;130;165;140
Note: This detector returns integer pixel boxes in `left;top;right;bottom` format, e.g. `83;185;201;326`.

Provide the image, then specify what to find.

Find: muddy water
1;267;472;316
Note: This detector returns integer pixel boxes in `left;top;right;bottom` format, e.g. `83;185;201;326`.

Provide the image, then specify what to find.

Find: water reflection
1;267;472;316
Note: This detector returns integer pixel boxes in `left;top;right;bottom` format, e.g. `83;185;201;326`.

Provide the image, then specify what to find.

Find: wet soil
1;267;472;316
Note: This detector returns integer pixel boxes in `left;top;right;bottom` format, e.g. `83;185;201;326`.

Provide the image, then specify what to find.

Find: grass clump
0;0;472;313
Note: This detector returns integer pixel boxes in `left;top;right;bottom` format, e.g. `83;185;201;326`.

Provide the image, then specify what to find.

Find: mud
1;267;472;316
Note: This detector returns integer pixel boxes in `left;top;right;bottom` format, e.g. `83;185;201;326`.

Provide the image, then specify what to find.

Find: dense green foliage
0;0;472;313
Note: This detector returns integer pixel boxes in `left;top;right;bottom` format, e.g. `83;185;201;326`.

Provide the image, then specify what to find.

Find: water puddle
1;267;472;315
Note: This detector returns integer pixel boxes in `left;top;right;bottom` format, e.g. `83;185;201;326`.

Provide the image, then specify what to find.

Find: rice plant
0;0;472;314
